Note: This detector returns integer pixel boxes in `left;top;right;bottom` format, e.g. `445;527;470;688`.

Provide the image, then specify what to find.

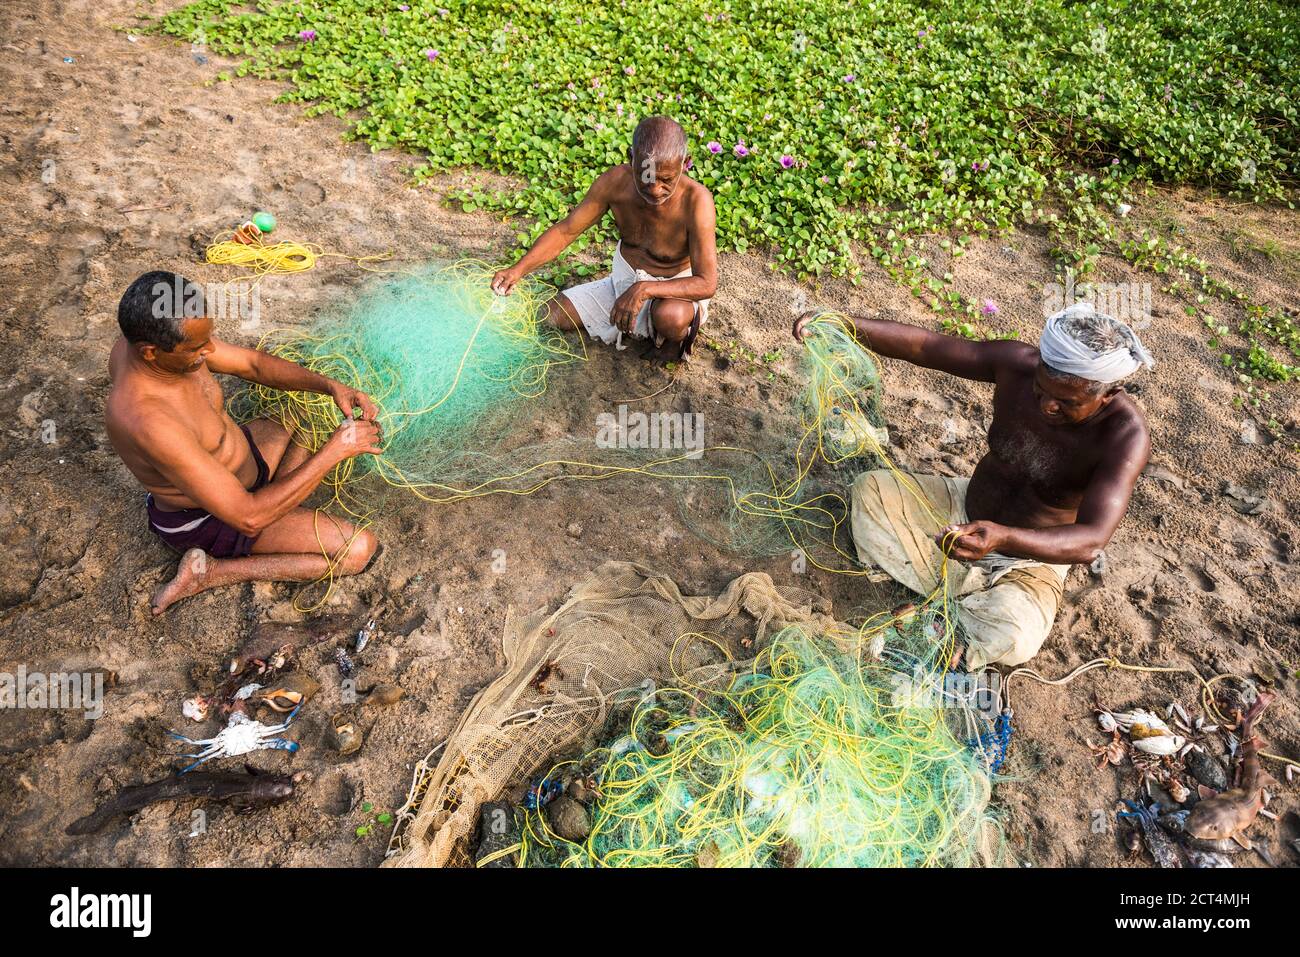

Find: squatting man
492;115;718;362
106;271;384;615
793;302;1154;670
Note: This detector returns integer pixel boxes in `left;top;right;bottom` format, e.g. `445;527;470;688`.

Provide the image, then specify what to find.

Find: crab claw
179;752;221;774
1115;799;1146;821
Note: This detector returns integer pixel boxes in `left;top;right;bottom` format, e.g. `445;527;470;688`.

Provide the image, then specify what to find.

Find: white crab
170;708;300;773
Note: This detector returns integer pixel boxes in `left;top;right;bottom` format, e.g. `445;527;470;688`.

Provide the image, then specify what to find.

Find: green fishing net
518;617;1004;868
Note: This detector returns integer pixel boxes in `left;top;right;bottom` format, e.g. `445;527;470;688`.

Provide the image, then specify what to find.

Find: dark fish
1184;746;1230;792
66;770;294;836
1120;799;1184;868
229;614;355;675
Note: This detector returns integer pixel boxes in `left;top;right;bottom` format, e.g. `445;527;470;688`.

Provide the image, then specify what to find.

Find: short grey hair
1054;306;1132;354
631;115;688;163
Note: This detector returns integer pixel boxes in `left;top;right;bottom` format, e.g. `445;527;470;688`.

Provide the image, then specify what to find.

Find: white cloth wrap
561;242;709;348
1038;303;1155;383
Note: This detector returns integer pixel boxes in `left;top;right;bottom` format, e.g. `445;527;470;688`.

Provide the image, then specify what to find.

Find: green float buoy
252;211;277;233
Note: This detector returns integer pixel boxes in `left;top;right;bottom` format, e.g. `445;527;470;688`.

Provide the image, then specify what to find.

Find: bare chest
187;373;243;457
985;415;1095;498
610;203;691;269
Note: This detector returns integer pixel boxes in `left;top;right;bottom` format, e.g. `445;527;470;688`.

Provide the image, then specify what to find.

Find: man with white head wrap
794;303;1153;670
1038;302;1155;384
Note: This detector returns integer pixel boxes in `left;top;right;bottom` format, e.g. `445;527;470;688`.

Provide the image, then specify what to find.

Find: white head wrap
1038;303;1155;383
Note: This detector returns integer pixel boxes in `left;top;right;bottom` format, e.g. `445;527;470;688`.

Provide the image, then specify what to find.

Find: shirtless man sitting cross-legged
794;302;1154;671
492;115;718;361
106;271;383;615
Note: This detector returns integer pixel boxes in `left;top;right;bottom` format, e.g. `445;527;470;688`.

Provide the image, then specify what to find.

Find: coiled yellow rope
204;230;394;280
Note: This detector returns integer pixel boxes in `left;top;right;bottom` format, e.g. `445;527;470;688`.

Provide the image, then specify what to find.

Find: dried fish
1119;799;1185;868
67;769;295;835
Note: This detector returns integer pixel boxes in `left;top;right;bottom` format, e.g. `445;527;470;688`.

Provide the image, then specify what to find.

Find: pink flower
733;142;749;157
298;29;317;41
424;48;439;61
842;73;855;83
980;299;999;316
398;4;409;9
706;141;722;154
780;154;794;169
624;66;635;75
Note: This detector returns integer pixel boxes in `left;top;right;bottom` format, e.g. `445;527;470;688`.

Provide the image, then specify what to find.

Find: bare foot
150;548;212;615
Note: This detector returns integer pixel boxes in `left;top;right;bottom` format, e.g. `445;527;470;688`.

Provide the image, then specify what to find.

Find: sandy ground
1;1;1297;868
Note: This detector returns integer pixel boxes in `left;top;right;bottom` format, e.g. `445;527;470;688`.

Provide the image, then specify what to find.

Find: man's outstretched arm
940;423;1151;565
205;338;378;421
492;171;615;294
794;311;1025;383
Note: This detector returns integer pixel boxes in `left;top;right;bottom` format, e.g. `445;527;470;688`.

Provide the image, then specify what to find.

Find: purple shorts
146;425;270;559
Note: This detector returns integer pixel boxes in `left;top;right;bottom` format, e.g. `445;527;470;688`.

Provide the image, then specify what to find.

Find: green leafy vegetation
154;0;1299;408
156;0;1297;272
354;801;392;838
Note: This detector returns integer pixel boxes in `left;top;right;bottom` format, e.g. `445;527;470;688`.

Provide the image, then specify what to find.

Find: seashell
545;795;591;843
1097;711;1119;733
363;684;405;709
1166;776;1190;803
1129;721;1172;741
253;673;319;713
1110;708;1169;734
1132;734;1186;756
330;712;363;755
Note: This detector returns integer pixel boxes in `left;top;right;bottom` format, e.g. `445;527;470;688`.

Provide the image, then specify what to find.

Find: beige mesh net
383;561;836;868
